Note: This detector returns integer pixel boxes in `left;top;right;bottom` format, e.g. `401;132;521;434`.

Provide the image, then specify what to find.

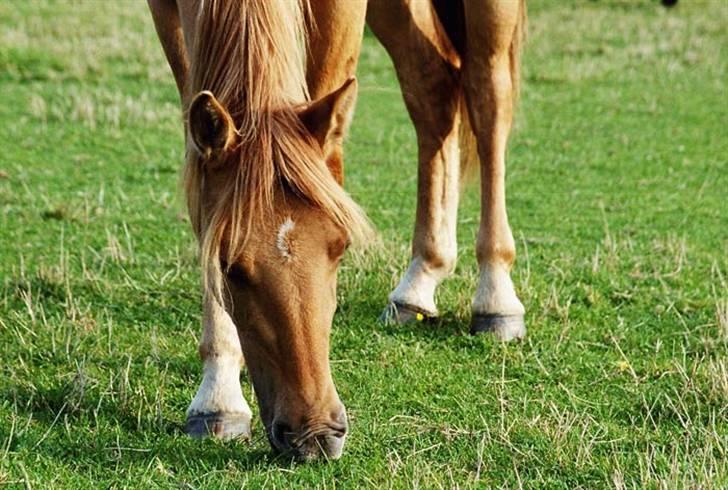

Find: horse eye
328;237;351;261
222;260;248;285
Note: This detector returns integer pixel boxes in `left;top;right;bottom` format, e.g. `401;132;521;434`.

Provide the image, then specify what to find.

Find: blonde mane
183;0;371;298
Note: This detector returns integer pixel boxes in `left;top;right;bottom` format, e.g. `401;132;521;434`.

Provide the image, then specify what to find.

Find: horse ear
298;78;358;184
188;91;237;159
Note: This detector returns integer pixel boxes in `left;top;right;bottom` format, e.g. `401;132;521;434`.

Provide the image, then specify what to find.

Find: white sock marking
187;356;251;417
471;263;525;316
187;298;251;418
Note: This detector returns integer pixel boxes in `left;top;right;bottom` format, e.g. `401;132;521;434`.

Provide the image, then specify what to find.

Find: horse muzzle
268;410;348;461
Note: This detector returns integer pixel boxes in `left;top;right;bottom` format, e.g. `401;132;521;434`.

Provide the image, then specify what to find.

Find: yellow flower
616;360;631;372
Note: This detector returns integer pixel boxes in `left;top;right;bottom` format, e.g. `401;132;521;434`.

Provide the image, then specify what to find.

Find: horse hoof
379;302;437;325
470;314;526;341
185;412;252;440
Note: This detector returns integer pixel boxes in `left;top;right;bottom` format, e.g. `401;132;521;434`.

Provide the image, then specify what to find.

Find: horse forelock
184;0;371;300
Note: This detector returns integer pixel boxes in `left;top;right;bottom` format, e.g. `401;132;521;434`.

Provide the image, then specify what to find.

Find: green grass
1;0;726;487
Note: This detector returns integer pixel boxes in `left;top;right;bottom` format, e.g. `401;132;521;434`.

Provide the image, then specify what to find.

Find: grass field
1;0;726;487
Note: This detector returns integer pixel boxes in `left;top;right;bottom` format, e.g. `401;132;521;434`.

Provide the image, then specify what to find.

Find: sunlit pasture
0;1;726;487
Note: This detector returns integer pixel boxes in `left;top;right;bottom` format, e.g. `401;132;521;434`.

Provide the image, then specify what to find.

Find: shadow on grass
4;381;306;472
376;311;470;341
338;294;472;341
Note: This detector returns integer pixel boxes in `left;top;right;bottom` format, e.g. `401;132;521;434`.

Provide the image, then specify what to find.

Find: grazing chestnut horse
148;0;526;461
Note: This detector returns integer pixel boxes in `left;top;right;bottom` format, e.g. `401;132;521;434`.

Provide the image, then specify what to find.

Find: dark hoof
470;314;526;341
379;301;437;325
185;412;252;441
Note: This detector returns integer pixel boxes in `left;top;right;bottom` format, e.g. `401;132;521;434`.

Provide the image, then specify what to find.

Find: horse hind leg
185;295;252;440
462;0;526;341
368;0;462;324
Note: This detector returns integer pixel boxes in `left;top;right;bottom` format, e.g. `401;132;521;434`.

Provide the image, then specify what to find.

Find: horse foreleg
462;0;526;340
305;0;367;184
306;0;366;99
148;0;189;101
184;295;253;440
369;0;462;323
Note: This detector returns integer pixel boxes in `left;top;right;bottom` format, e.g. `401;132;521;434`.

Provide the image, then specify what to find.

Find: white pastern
187;355;252;418
276;217;296;261
471;263;525;316
188;298;251;418
389;257;449;314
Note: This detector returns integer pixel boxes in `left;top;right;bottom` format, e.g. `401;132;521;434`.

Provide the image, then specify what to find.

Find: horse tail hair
459;0;527;184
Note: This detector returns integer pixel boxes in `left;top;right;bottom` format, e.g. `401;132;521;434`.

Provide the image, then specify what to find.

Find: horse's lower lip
291;433;347;462
319;433;345;460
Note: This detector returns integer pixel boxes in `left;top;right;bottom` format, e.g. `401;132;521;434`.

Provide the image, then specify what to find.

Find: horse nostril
330;422;347;439
333;407;348;435
271;421;293;450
